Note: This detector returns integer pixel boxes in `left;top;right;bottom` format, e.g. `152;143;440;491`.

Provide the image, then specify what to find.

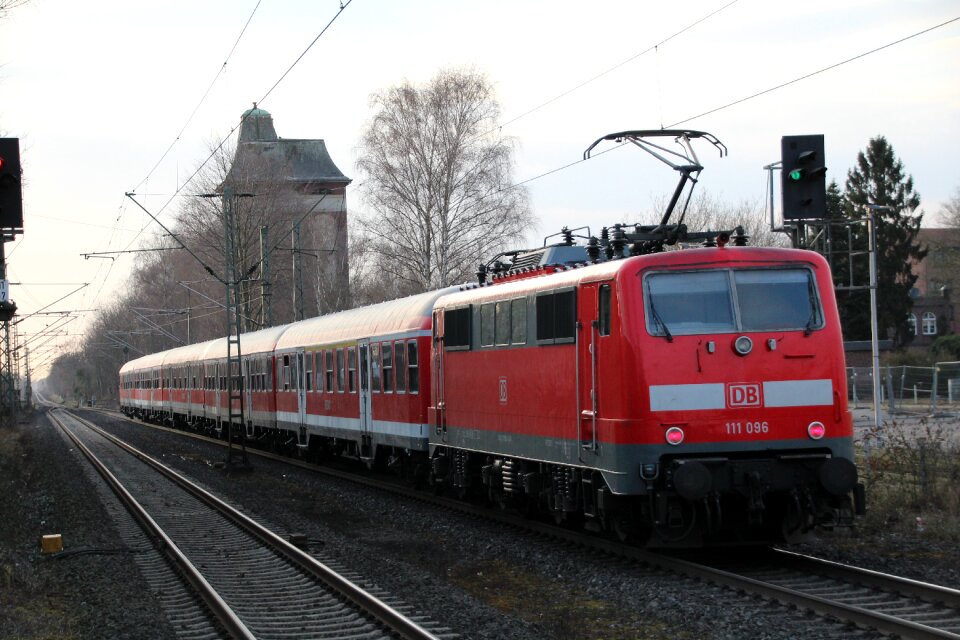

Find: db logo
499;377;508;404
727;383;762;408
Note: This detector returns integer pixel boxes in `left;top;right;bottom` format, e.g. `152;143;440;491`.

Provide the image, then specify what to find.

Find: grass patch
448;557;693;640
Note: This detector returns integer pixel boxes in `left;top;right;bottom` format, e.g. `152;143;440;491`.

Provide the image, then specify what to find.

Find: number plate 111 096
725;421;769;435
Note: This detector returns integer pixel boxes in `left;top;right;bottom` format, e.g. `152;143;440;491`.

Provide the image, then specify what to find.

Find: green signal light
789;169;803;181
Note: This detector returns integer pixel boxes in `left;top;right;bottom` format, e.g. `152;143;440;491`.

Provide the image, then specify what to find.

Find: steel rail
98;406;960;639
48;409;256;640
772;547;960;608
64;408;444;640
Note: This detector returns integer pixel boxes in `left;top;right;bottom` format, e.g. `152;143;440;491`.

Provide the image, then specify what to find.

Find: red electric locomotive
119;130;864;547
427;243;862;545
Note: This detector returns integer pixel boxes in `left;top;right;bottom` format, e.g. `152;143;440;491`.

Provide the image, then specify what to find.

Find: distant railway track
48;407;451;640
81;405;960;639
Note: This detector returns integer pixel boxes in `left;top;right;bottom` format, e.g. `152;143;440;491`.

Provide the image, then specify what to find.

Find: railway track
87;407;960;639
48;408;452;640
654;547;960;640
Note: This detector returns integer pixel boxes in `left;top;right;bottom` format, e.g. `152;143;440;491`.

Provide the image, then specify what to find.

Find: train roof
435;245;828;308
275;287;459;350
199;324;293;361
119;350;166;375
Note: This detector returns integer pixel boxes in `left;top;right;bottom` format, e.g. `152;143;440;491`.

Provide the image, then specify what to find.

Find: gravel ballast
3;406;958;639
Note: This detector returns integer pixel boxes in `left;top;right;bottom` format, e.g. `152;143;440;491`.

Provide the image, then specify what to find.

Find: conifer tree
839;136;925;345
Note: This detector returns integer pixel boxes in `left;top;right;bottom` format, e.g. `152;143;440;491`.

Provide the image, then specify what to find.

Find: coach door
295;351;307;427
578;282;612;456
214;362;222;421
358;341;372;435
431;311;447;442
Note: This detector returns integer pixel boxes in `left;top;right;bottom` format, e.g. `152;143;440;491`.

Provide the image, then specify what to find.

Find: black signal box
0;138;24;230
781;135;826;220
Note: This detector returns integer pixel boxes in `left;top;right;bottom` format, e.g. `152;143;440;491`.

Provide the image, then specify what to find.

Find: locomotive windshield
644;267;822;336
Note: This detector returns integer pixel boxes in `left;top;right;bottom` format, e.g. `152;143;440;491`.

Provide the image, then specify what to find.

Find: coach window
536;289;576;344
282;355;292;391
335;349;345;392
495;301;512;346
371;343;382;392
407;341;419;393
305;353;314;392
444;306;472;351
599;284;612;336
395;341;407;393
317;352;324;391
383;342;394;393
348;347;357;393
324;351;334;392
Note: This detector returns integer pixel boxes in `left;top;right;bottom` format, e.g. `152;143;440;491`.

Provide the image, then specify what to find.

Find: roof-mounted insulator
611;224;627;259
733;226;748;246
586;236;601;263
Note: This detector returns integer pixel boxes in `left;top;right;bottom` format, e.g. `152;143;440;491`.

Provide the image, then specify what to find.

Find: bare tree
644;190;786;248
0;0;29;19
941;185;960;229
356;68;532;293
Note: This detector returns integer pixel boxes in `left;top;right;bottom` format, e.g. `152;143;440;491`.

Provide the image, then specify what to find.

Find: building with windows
906;228;959;347
222;105;351;322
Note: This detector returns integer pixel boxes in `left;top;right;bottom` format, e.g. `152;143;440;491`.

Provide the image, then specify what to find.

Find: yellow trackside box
41;534;63;554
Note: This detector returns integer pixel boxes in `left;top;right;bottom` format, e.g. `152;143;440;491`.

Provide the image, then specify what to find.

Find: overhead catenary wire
131;0;264;194
666;15;960;127
76;1;347;335
493;0;741;135
130;0;354;225
509;13;960;191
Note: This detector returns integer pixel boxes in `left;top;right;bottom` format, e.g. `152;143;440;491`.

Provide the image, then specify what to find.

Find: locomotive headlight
733;335;753;356
665;426;685;446
807;421;826;440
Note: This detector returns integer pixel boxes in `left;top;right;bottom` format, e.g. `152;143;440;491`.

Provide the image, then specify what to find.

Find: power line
131;0;354;224
28;213;143;233
510;14;960;192
496;0;740;134
113;0;354;308
667;15;960;127
132;0;264;193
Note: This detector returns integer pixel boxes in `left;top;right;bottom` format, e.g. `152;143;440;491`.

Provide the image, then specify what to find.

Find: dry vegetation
857;417;960;541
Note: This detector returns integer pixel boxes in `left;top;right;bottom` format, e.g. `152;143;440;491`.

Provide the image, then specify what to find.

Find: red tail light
665;426;685;445
807;421;826;440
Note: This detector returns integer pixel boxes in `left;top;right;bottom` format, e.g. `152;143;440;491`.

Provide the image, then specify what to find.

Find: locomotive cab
619;247;863;545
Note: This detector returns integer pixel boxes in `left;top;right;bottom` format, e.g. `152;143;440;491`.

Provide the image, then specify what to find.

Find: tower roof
238;103;278;142
225;106;350;188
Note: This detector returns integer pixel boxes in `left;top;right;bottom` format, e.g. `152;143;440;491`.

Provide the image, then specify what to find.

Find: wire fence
848;361;960;414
